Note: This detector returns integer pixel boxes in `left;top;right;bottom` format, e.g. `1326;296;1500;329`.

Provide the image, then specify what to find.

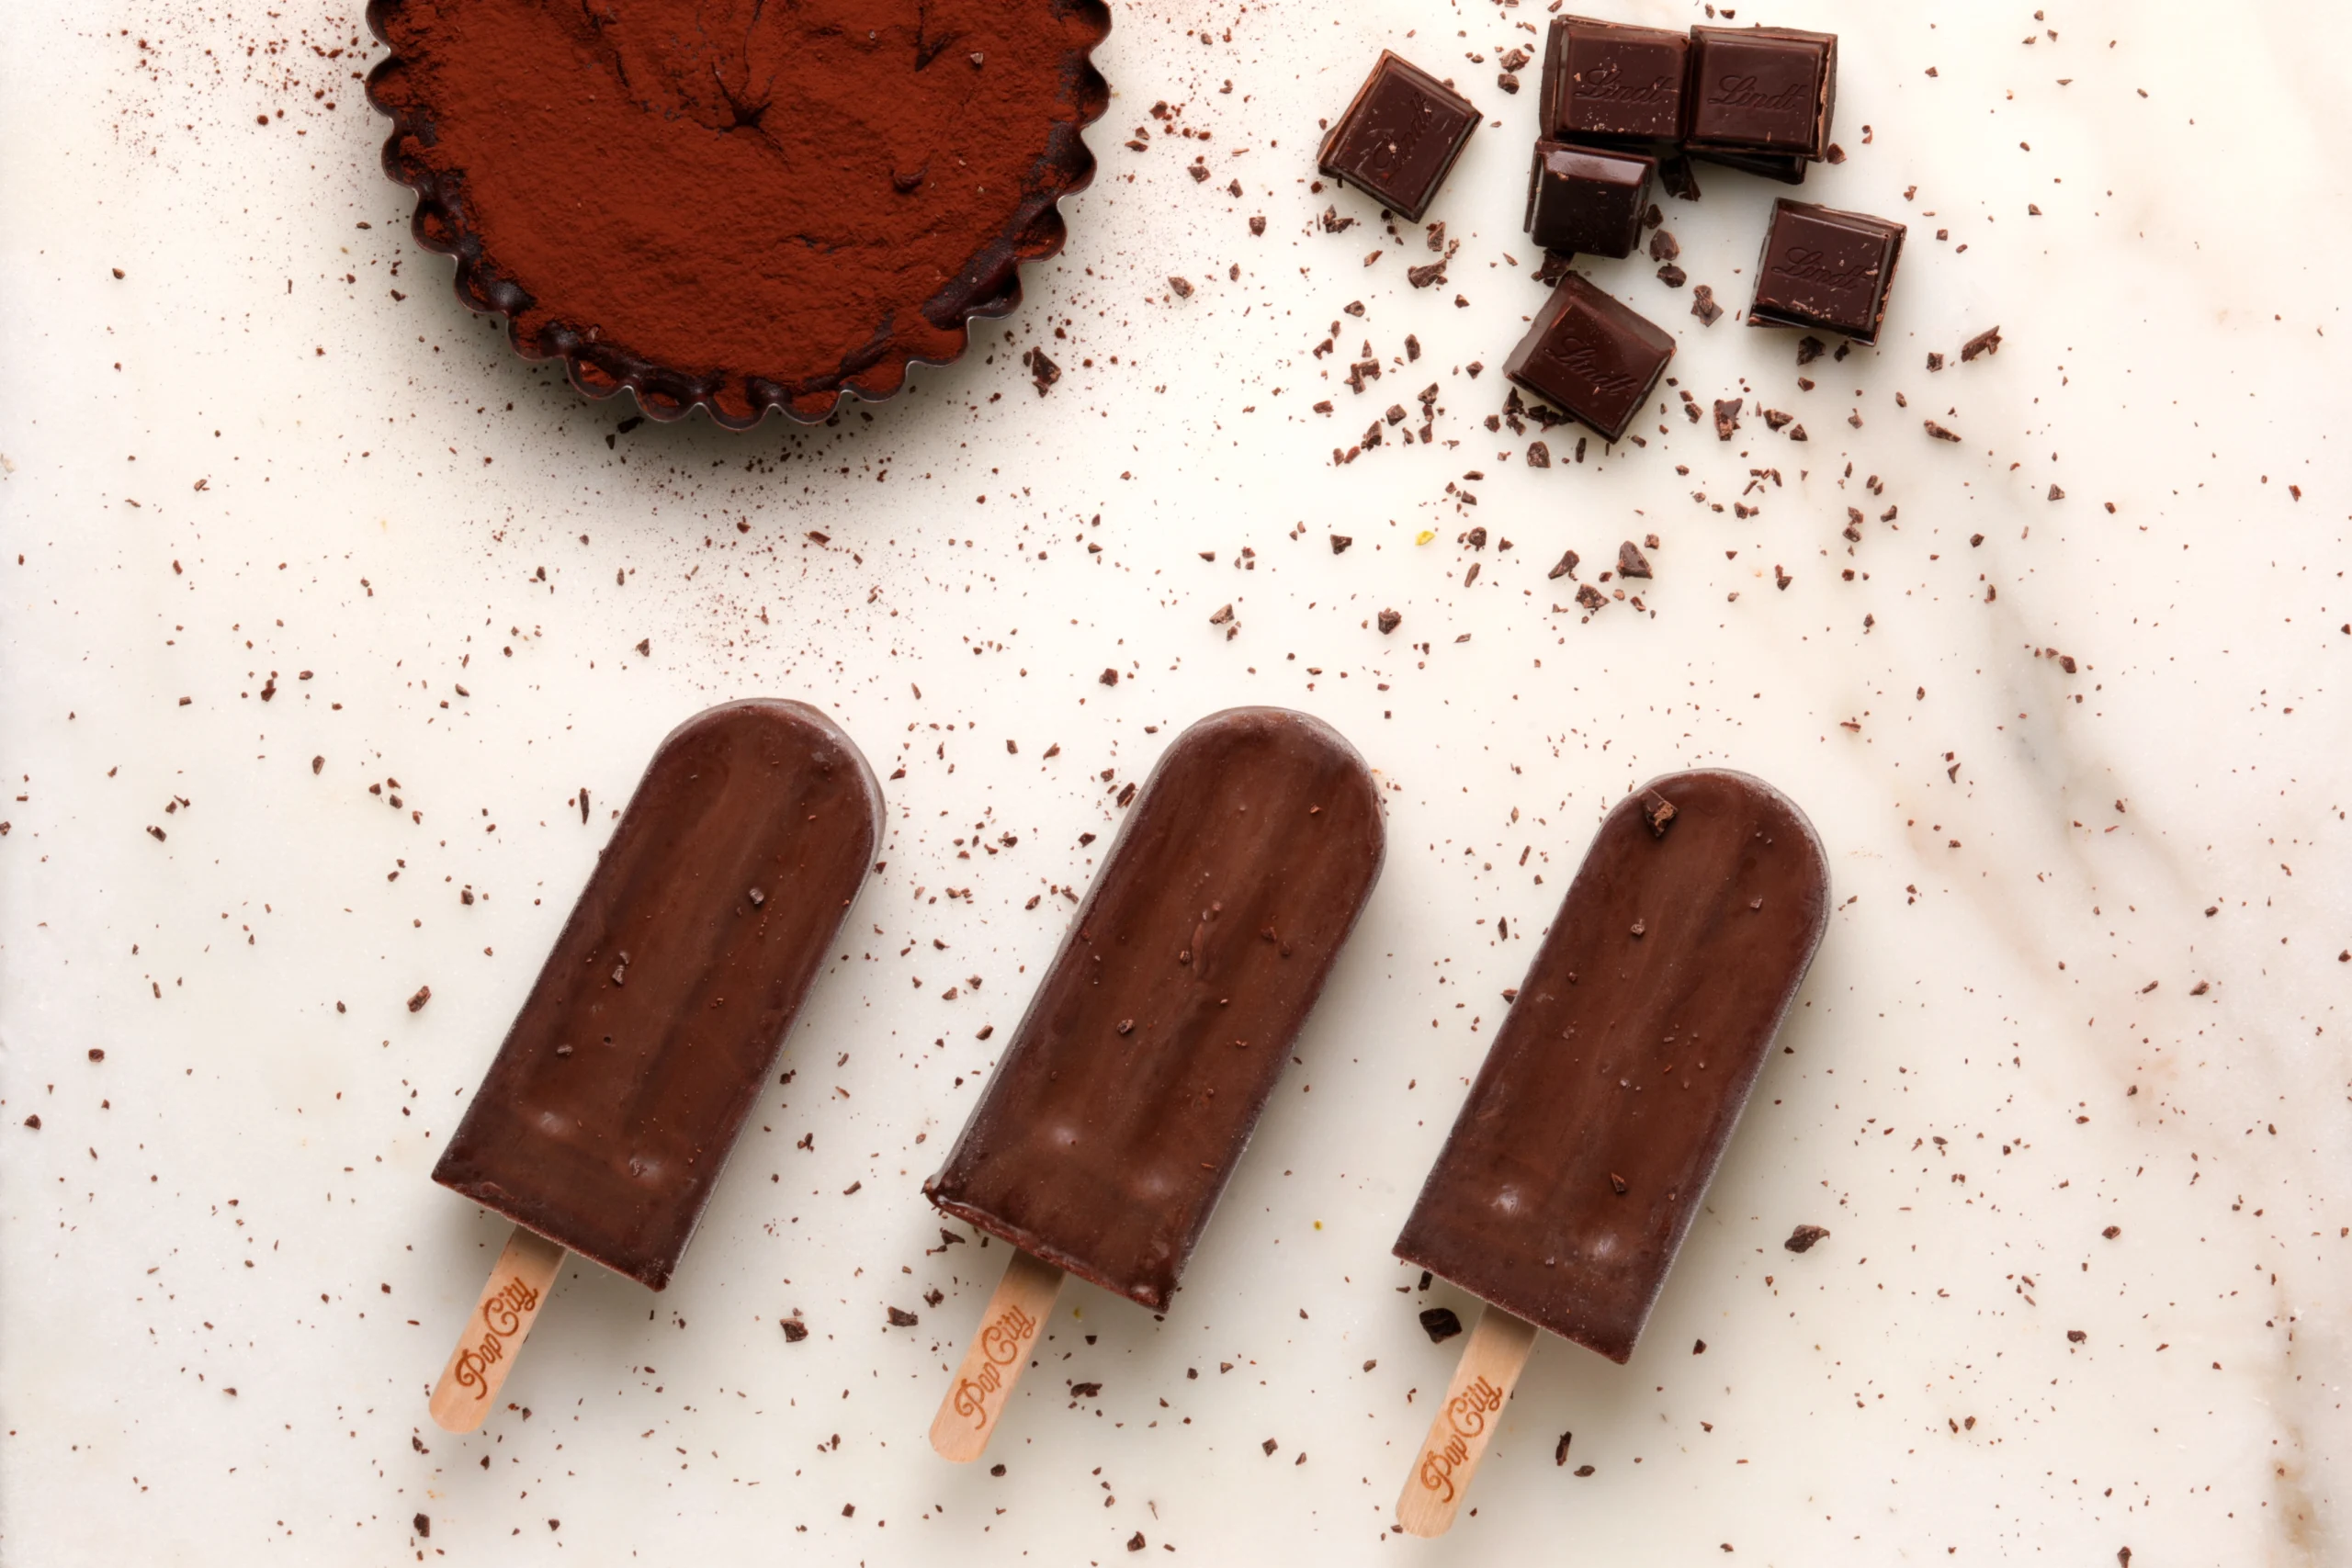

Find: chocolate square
1504;273;1676;442
1317;52;1479;223
1524;141;1655;258
1540;15;1689;146
1686;27;1836;162
1747;199;1905;344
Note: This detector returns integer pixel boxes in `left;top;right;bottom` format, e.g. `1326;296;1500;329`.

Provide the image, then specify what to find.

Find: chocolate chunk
1541;15;1689;146
1783;1224;1829;1253
1547;549;1579;581
1377;607;1402;634
1316;51;1479;223
1617;540;1652;579
1747;199;1905;344
1690;284;1723;325
1070;1381;1102;1397
1555;1431;1574;1465
1523;141;1656;259
1657;152;1702;200
1926;351;1946;372
1961;324;2003;361
407;986;433;1012
1330;534;1353;554
1795;334;1826;366
1687;27;1837;163
1647;229;1680;264
1502;274;1675;443
1418;1306;1464;1343
414;1514;431;1539
1575;582;1607;613
782;1316;808;1342
1656;262;1688;288
1527;440;1551;468
1099;668;1121;686
1713;398;1741;440
1022;347;1060;396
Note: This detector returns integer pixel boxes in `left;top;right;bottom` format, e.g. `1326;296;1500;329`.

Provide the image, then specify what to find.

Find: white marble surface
5;0;2349;1561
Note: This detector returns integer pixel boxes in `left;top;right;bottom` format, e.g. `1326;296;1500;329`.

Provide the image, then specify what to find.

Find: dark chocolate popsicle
928;706;1385;1310
435;699;883;1290
1396;769;1827;1360
1392;771;1825;1533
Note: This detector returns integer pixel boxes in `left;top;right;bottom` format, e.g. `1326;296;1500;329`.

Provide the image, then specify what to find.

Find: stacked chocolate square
1315;17;1909;445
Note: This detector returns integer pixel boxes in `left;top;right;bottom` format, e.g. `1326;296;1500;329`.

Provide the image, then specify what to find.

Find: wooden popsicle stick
929;1247;1065;1461
428;1225;566;1433
1396;1304;1541;1538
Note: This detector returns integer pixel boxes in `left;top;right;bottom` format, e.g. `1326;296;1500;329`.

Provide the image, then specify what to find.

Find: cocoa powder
368;0;1110;424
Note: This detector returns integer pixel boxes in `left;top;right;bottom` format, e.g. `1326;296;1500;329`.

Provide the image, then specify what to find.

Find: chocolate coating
1316;51;1479;224
1686;26;1836;163
1524;141;1656;259
1393;771;1828;1363
1503;272;1676;444
1540;15;1690;147
926;708;1385;1311
434;701;883;1290
1748;198;1905;345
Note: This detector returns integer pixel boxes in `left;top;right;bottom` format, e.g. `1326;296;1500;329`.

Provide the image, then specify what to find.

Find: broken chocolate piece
1317;52;1479;223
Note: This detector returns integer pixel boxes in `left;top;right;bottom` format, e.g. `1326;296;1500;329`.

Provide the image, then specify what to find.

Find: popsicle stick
930;1247;1065;1461
428;1225;565;1433
1396;1304;1541;1538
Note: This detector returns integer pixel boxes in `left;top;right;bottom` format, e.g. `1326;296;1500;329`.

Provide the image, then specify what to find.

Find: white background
5;0;2349;1562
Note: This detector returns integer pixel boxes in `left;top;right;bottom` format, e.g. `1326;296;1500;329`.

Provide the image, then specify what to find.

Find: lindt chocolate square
1686;26;1836;162
1748;199;1905;344
1504;273;1676;442
1317;51;1479;223
1524;141;1656;259
1540;15;1689;146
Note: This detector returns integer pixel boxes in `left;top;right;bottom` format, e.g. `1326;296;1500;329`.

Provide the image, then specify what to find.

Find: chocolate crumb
1099;668;1120;686
2103;1225;2121;1239
1330;534;1353;554
1555;1432;1574;1465
1408;261;1448;289
1262;1438;1280;1455
1548;549;1579;581
2048;484;2065;501
1127;1533;1147;1552
1022;347;1060;396
1926;352;1946;372
1690;285;1723;325
2066;1329;2086;1344
1167;276;1194;298
1925;420;1962;442
1609;1172;1629;1193
1617;541;1652;579
1648;230;1680;264
1575;1464;1596;1477
887;1306;919;1327
1418;1307;1464;1343
1693;1339;1707;1355
414;1514;430;1540
782;1316;808;1342
1527;441;1551;468
1070;1381;1102;1398
1643;791;1677;836
1377;608;1402;634
1656;262;1688;288
1796;335;1826;366
406;986;432;1013
1783;1224;1830;1254
1575;582;1607;614
1961;325;2003;361
1713;399;1741;441
1249;215;1267;236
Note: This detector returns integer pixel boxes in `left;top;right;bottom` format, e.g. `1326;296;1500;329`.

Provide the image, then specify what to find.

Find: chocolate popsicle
1391;770;1827;1534
426;699;882;1432
925;706;1385;1459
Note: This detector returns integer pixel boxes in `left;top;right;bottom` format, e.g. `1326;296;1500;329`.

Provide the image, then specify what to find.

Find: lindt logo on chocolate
450;1273;541;1403
1416;1372;1507;1502
950;1301;1040;1426
1705;72;1811;119
1365;93;1438;177
1770;245;1878;292
1580;60;1678;107
1541;328;1640;395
